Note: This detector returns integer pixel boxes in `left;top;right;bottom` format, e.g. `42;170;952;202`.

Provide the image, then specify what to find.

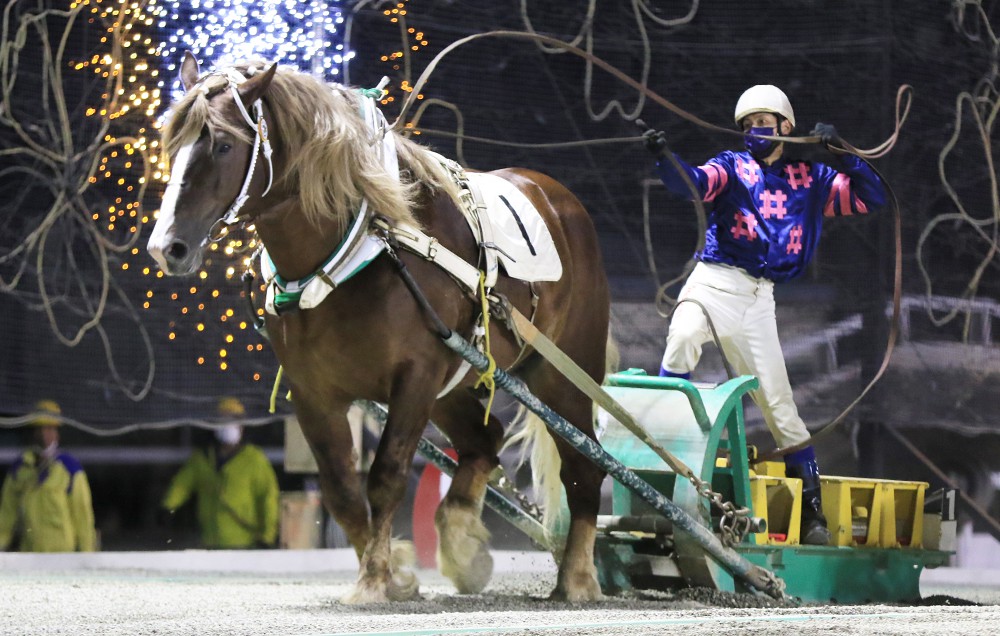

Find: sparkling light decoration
155;0;354;100
375;1;428;111
74;0;350;379
70;0;164;239
147;0;351;376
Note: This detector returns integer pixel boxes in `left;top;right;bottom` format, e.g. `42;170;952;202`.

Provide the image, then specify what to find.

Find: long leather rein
385;29;909;461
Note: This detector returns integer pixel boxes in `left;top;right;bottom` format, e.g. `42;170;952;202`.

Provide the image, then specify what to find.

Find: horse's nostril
166;241;189;263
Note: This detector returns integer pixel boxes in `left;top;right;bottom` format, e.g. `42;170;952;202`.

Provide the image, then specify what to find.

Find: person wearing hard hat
161;397;279;549
0;400;97;552
642;85;888;546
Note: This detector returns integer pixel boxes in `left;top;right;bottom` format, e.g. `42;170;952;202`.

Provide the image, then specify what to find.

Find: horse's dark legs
529;363;606;602
344;373;435;604
292;393;371;557
428;391;505;593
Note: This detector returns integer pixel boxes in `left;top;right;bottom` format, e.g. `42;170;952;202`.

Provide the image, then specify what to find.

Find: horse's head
147;52;277;276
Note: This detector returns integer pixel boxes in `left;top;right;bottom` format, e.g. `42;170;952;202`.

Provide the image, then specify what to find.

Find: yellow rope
269;365;284;414
474;272;497;426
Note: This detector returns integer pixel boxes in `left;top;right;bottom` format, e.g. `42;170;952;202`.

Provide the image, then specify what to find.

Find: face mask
214;424;242;446
744;126;779;159
39;440;59;460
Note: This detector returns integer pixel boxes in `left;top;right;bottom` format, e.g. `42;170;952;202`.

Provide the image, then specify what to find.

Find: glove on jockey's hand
810;122;842;151
642;129;668;157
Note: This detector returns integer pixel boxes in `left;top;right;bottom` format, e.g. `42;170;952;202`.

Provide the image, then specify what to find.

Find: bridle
192;66;275;236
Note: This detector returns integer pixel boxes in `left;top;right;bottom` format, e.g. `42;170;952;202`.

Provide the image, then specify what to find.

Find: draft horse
148;53;610;603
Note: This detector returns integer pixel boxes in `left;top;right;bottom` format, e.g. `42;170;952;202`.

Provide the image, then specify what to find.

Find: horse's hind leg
528;364;606;602
428;390;504;594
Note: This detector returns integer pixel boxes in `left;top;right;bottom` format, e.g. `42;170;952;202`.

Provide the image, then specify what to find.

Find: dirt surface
3;567;999;636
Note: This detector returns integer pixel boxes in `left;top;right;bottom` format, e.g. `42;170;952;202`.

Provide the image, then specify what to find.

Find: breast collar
259;78;397;315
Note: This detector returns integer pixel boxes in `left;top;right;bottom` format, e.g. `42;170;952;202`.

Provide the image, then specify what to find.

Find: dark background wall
2;0;999;548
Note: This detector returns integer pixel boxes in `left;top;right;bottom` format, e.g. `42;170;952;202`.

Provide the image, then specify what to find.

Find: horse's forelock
162;75;251;162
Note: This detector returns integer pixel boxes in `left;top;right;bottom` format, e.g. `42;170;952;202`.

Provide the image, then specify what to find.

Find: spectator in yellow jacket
0;400;97;552
161;397;279;549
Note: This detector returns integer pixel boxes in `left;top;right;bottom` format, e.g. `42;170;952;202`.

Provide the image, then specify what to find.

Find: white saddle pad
468;172;563;282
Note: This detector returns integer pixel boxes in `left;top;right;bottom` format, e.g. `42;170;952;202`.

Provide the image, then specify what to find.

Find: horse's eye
217;143;232;155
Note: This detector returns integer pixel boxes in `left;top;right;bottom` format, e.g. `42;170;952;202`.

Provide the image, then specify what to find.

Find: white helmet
734;85;795;128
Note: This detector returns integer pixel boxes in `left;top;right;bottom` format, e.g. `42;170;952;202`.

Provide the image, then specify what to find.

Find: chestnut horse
147;53;610;603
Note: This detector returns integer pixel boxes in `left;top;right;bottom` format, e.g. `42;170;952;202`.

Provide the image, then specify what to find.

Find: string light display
66;1;437;383
155;0;353;101
69;0;352;381
373;1;428;111
69;0;163;244
149;0;351;378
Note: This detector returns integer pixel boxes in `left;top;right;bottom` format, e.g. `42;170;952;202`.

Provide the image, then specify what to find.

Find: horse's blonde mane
162;61;460;233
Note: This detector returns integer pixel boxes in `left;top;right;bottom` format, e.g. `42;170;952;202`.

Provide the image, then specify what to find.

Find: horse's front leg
293;392;371;557
343;372;435;604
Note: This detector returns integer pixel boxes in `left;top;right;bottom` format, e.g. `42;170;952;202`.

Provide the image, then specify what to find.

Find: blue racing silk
653;150;887;282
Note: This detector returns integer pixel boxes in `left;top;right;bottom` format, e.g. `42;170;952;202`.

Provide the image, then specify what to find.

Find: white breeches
661;262;810;448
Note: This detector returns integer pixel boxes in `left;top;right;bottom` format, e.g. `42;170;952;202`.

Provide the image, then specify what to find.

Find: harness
256;85;499;315
235;78;526;404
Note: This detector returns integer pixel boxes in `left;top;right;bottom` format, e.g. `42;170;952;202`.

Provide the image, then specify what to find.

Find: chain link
494;469;544;523
492;465;753;543
693;474;754;547
762;567;789;601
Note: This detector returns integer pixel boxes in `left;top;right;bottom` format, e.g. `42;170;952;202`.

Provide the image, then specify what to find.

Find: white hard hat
734;85;795;128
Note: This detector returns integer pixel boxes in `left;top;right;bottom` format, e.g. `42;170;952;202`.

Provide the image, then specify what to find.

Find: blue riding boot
658;366;691;379
784;446;832;546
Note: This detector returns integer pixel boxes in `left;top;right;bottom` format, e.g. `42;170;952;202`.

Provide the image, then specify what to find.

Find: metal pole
439;331;784;599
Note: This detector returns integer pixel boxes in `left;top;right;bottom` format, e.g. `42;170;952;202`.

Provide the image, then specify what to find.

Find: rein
228;30;904;462
387;28;909;460
391;30;912;161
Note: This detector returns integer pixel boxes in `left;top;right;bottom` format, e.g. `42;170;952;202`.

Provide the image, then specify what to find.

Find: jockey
643;84;888;545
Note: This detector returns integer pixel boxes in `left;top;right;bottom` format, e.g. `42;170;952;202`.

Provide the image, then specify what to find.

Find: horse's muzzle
148;237;197;276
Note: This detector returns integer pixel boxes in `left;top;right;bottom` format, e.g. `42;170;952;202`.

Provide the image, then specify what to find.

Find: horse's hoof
436;504;493;593
442;541;493;594
341;572;421;604
341;581;390;605
549;572;603;603
389;568;421;601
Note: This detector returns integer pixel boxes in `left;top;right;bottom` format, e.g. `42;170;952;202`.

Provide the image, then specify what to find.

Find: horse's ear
237;63;278;104
180;51;200;92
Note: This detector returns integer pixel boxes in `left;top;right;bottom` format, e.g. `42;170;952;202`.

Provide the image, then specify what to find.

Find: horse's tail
504;405;563;537
503;332;619;537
